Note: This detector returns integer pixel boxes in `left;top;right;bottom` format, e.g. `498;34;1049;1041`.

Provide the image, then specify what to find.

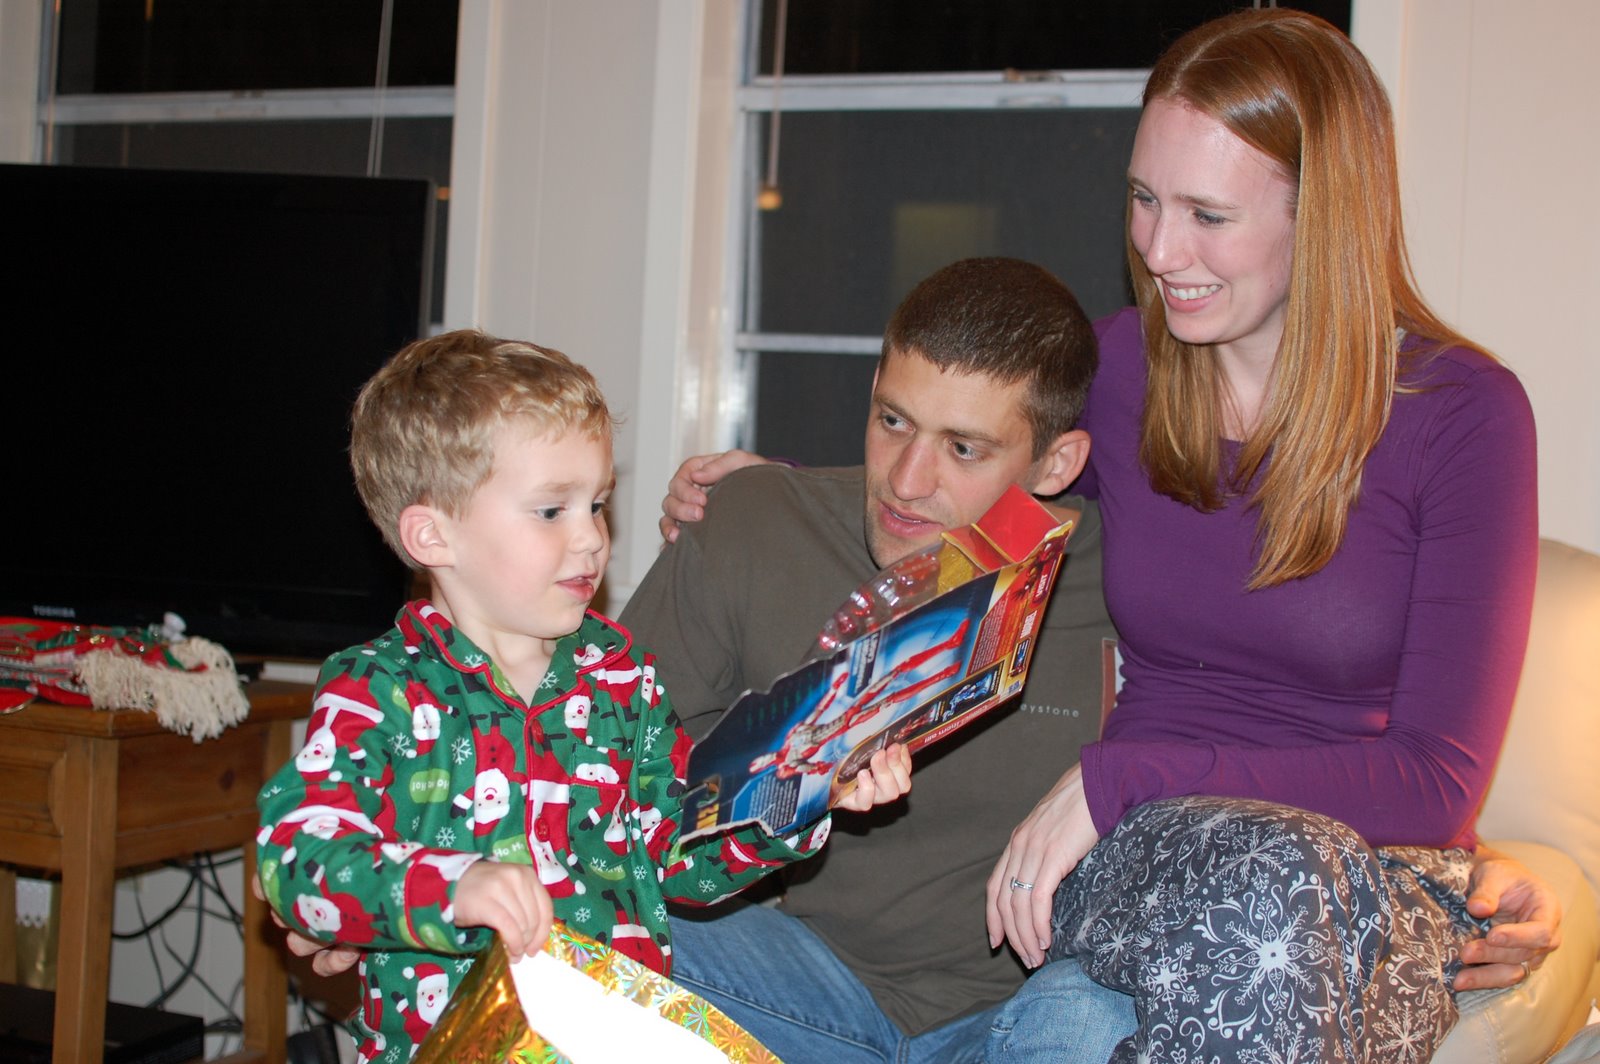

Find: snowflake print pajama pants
1046;796;1480;1063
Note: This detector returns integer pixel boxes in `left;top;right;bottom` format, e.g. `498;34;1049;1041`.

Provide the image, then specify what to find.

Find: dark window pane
54;117;452;321
753;351;877;468
756;0;1351;74
57;0;458;94
751;108;1138;336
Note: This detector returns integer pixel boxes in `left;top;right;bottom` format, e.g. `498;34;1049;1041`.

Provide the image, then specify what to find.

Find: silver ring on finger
1009;877;1034;892
1520;960;1532;981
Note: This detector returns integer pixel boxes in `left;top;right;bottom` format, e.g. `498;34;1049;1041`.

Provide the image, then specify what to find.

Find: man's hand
831;744;913;812
985;762;1100;970
659;450;769;543
253;873;362;977
1453;846;1563;991
453;860;555;960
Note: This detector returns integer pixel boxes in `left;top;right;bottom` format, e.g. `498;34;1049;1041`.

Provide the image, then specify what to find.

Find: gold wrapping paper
414;924;782;1063
10;876;60;989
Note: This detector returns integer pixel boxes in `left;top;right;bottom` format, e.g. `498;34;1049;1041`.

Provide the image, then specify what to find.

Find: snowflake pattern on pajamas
1049;796;1479;1063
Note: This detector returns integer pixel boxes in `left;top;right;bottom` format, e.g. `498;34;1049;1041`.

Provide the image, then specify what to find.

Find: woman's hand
659;450;769;543
1452;845;1563;990
985;762;1101;969
831;744;913;812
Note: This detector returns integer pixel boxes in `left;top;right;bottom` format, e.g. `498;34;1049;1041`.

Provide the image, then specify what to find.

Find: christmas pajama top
256;603;830;1062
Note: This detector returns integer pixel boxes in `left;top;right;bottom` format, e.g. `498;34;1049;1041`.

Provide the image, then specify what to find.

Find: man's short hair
350;329;615;566
881;257;1097;458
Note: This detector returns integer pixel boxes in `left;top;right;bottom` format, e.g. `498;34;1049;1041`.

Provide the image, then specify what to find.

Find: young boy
256;330;909;1062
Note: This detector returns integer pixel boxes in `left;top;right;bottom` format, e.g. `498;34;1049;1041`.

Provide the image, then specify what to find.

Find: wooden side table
0;681;311;1063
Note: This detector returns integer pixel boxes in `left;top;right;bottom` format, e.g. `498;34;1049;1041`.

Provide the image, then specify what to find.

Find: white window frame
31;3;453;165
46;85;452;127
723;5;1146;451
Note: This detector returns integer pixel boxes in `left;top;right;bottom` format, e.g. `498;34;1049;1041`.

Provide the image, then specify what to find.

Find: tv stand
0;680;311;1063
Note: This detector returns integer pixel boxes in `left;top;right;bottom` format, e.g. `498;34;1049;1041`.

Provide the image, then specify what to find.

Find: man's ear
398;504;452;569
860;364;884;451
1028;429;1091;497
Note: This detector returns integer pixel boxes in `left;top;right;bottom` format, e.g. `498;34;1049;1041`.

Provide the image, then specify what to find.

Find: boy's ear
397;504;452;568
1027;429;1091;497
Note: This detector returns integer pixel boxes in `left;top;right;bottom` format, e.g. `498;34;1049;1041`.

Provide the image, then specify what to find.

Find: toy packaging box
682;485;1075;842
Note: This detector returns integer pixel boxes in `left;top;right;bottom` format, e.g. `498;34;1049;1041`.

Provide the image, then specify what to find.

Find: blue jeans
669;906;1134;1063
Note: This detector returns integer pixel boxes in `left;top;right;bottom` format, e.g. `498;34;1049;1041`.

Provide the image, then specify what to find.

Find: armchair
1434;538;1600;1062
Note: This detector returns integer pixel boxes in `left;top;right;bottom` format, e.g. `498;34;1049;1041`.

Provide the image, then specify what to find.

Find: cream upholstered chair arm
1433;539;1600;1063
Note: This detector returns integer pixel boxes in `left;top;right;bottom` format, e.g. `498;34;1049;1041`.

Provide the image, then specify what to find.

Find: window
42;0;458;324
754;0;1350;75
732;1;1349;467
54;0;455;93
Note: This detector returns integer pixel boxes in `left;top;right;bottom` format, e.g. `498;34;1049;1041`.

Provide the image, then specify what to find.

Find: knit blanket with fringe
0;617;249;741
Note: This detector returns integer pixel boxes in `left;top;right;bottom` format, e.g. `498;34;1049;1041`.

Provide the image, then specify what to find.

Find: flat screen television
1;162;432;660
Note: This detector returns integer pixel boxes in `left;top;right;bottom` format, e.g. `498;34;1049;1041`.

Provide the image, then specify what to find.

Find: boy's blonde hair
351;329;615;567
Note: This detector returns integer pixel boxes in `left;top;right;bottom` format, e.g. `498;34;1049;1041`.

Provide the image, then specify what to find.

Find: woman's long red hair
1135;8;1478;588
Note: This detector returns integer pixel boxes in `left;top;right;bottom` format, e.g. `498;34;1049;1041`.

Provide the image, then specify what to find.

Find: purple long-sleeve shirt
1077;308;1537;849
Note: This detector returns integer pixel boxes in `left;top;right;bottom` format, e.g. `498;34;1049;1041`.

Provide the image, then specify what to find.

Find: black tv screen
2;163;431;659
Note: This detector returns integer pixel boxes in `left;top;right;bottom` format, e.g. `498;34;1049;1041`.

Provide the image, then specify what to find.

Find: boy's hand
453;861;555;960
290;929;362;977
254;870;362;976
833;743;913;812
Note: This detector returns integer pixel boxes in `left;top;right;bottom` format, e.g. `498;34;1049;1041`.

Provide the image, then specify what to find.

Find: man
624;258;1132;1061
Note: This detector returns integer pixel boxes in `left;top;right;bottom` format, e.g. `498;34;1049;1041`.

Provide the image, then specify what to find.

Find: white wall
448;0;732;604
1363;0;1598;553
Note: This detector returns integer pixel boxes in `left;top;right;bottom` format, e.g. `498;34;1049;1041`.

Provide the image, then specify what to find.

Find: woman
984;9;1539;1060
